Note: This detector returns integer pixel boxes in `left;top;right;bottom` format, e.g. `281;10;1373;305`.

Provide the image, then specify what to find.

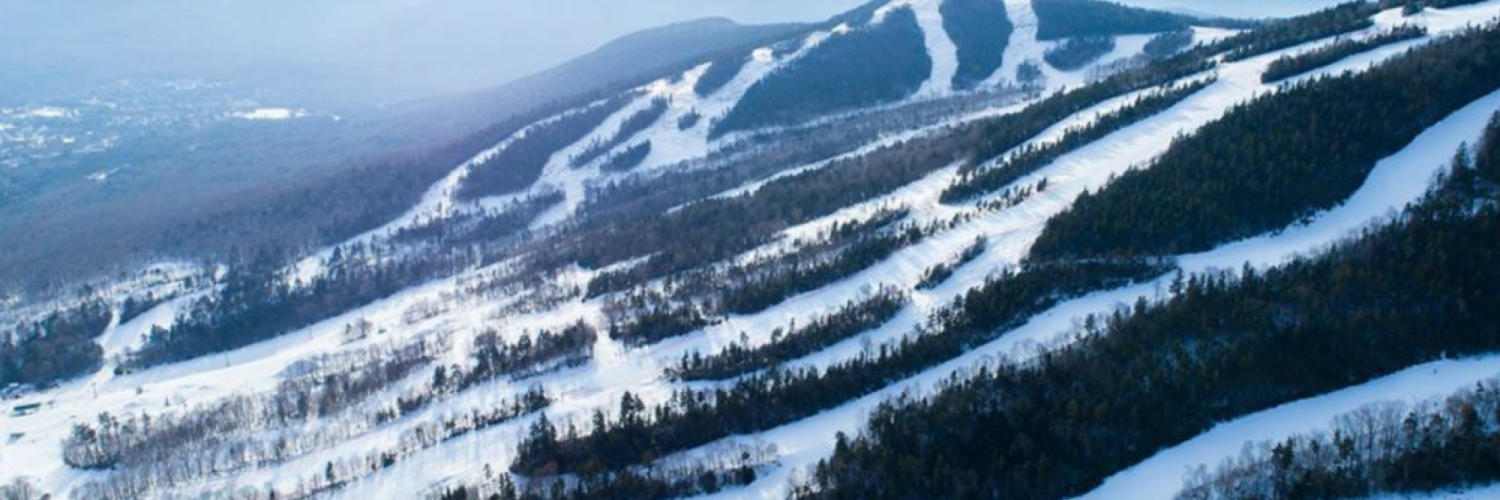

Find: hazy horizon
0;0;877;102
0;0;1363;105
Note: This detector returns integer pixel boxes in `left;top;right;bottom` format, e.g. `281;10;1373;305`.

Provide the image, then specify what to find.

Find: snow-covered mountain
6;0;1500;499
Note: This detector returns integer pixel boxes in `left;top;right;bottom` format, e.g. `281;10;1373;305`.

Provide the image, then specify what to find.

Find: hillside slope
5;1;1500;500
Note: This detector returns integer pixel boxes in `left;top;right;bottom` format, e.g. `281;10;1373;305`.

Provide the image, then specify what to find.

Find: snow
1179;88;1500;275
877;0;961;98
1072;357;1500;500
95;291;204;363
617;7;1500;499
1066;81;1500;500
8;2;1500;498
981;0;1157;92
284;24;853;282
1191;26;1240;45
341;7;1500;496
695;97;1032;205
525;25;852;229
16;107;74;120
988;0;1047;88
667;75;1209;362
0;257;528;495
1369;484;1500;500
231;108;306;120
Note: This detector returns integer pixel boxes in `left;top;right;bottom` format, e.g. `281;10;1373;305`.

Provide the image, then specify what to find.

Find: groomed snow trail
528;26;851;230
8;3;1500;499
320;5;1500;498
1072;357;1500;500
1180;88;1500;274
1368;484;1500;500
694;85;1500;500
647;6;1500;500
289;24;852;282
989;0;1046;88
877;0;961;98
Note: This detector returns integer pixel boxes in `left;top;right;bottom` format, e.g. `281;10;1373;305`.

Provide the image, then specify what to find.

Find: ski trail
1369;484;1500;500
1073;357;1500;500
878;0;960;98
636;8;1500;499
10;3;1500;499
1179;89;1500;274
988;0;1048;89
530;27;852;230
693;84;1500;500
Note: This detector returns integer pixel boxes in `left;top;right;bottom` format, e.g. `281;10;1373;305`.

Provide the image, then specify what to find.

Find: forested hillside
6;1;1500;499
942;0;1015;89
1032;0;1195;39
796;110;1500;500
711;7;931;136
1032;22;1500;260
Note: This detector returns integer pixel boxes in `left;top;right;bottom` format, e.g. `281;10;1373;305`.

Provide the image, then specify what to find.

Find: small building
11;402;41;416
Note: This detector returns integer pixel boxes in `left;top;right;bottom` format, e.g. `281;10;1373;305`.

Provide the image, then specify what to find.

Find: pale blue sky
0;0;1353;98
0;0;875;96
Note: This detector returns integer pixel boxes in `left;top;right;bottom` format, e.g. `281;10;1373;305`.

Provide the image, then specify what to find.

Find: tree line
571;97;669;168
941;0;1015;89
1044;36;1117;71
942;78;1212;204
1032;0;1203;40
1261;24;1426;83
440;440;774;500
1218;2;1379;62
694;54;750;97
916;237;987;290
459;93;636;200
599;141;653;173
711;7;931;137
668;287;907;382
1176;378;1500;500
1032;22;1500;261
510;259;1168;477
1;299;109;387
792;132;1500;500
1144;29;1194;58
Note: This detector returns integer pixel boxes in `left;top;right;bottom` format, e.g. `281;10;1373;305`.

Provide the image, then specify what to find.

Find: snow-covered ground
1180;88;1500;274
1;261;202;336
331;5;1500;498
878;0;960;98
989;0;1046;88
1075;357;1500;500
231;108;306;121
1369;484;1500;500
7;1;1500;499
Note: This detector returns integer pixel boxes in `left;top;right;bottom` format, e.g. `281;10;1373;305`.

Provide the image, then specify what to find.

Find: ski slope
1073;358;1500;500
878;0;961;98
7;1;1500;499
1369;485;1500;500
